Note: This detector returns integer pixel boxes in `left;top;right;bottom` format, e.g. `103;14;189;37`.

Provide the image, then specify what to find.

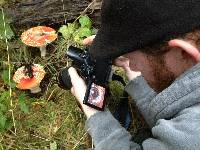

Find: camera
58;46;94;90
58;46;112;111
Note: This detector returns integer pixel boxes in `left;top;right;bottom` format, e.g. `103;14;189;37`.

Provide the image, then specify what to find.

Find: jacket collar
149;63;200;125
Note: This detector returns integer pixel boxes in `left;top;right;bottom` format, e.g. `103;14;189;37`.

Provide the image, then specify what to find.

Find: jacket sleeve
85;109;141;150
125;76;156;100
85;104;200;150
124;76;157;127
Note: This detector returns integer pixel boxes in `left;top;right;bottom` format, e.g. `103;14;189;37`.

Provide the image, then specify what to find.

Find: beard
147;55;176;93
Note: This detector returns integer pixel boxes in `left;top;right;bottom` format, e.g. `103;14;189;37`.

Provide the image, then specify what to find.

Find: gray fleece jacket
85;63;200;150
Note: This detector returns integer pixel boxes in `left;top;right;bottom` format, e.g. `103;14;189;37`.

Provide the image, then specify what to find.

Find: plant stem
40;45;47;57
30;85;41;93
1;7;17;135
61;0;67;24
73;0;96;23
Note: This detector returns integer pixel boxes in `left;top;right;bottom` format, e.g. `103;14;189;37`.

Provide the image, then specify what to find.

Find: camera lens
57;68;72;90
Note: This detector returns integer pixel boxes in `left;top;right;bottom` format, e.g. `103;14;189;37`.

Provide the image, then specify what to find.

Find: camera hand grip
57;68;72;90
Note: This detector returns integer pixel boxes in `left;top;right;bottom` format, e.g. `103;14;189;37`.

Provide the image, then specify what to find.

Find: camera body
58;46;112;110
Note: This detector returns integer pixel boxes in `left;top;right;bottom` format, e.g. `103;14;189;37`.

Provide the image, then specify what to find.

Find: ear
168;39;200;62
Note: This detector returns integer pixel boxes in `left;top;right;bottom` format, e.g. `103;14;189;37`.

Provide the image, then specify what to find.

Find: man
68;0;200;149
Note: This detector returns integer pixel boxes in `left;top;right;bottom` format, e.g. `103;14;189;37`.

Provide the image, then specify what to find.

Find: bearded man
68;0;200;149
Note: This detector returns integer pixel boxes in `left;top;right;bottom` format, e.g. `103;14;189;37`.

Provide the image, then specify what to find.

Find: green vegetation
58;15;97;48
0;12;14;40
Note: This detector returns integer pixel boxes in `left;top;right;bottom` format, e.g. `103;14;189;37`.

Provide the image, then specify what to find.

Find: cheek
164;52;184;76
129;54;147;72
125;52;154;81
129;60;139;71
129;56;151;73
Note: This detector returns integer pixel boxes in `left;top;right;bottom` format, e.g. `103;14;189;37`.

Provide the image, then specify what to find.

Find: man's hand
68;67;100;119
114;56;130;71
82;35;96;45
114;56;141;81
68;36;100;118
68;67;86;103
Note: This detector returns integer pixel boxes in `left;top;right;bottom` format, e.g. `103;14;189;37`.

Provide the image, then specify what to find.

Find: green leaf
58;23;77;39
58;25;70;39
0;143;4;150
77;27;92;38
73;35;82;44
0;112;6;130
1;70;16;88
0;13;14;40
50;141;57;150
1;70;9;84
0;103;7;113
0;111;11;132
0;91;10;104
18;93;29;114
4;117;12;131
67;23;77;34
79;16;92;28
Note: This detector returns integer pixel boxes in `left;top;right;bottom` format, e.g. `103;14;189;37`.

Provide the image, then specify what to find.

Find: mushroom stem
40;45;47;57
30;85;41;93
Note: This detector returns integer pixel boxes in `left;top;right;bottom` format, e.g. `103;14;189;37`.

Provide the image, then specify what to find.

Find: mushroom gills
30;85;41;93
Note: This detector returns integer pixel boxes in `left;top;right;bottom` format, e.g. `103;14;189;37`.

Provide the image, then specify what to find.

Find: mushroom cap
13;64;45;90
21;26;57;47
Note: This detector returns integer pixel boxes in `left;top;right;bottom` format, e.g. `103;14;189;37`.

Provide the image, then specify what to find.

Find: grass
0;36;92;149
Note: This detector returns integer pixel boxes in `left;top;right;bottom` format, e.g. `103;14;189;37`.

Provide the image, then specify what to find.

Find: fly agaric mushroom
20;26;57;57
13;64;45;93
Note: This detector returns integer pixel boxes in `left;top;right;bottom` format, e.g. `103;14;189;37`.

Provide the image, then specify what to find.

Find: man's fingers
71;87;75;95
68;67;81;85
114;56;129;67
115;56;129;62
82;35;96;45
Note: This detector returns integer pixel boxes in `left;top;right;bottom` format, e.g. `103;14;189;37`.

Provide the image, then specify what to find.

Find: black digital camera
58;46;112;111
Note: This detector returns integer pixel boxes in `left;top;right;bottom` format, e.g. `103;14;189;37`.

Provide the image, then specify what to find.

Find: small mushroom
20;26;57;57
13;64;45;93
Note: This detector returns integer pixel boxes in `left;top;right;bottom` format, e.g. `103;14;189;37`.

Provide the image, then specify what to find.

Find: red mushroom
13;64;45;93
20;26;57;57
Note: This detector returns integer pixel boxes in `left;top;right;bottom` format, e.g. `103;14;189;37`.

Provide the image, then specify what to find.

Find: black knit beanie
89;0;200;60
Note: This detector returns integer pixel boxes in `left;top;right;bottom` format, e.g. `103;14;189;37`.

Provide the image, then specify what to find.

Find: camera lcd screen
87;83;105;109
